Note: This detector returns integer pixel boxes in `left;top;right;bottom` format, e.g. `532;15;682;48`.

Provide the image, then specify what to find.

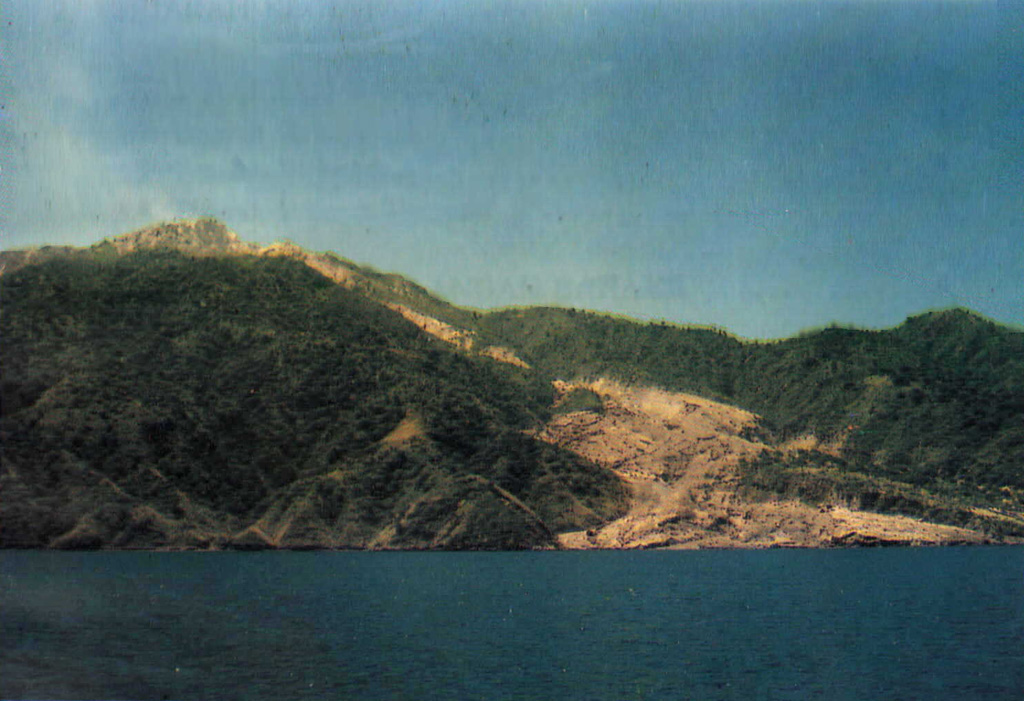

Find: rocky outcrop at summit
106;217;257;256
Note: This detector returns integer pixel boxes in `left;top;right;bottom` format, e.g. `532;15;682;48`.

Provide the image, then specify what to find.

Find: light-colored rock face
108;218;257;256
543;380;990;549
385;302;476;350
381;305;532;368
480;345;531;369
258;243;360;288
542;380;764;487
109;219;363;291
108;220;361;291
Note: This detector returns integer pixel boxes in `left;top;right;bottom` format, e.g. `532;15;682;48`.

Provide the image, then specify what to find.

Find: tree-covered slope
0;252;626;549
3;220;1021;547
478;307;1024;507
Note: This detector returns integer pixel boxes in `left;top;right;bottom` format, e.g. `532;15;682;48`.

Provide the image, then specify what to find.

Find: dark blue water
2;548;1023;700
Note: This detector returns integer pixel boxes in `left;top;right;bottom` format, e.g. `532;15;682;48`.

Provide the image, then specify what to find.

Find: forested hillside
2;220;1021;549
0;252;625;549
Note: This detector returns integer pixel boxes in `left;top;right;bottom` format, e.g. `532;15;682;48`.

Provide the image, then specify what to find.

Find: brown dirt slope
542;380;990;549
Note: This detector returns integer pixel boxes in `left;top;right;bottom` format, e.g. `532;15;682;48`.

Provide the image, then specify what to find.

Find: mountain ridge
3;216;1009;341
2;219;1022;549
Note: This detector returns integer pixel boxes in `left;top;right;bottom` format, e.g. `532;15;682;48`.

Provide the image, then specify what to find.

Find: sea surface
2;547;1023;700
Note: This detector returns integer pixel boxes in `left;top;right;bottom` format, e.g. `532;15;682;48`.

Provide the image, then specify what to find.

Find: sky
1;0;1021;339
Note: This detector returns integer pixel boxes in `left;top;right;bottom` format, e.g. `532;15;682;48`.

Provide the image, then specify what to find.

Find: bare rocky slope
3;218;1022;549
543;381;996;548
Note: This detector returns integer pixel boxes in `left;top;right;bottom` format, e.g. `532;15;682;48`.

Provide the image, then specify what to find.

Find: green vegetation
3;226;1022;547
0;252;626;549
478;307;1024;500
478;308;743;398
738;450;1024;538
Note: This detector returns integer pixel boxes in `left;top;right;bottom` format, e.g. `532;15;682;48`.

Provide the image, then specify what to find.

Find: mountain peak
105;217;257;256
900;307;994;335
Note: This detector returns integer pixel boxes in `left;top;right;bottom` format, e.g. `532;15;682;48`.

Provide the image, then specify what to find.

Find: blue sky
2;1;1021;338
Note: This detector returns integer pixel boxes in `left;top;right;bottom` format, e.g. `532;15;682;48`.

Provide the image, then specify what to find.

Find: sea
2;547;1022;700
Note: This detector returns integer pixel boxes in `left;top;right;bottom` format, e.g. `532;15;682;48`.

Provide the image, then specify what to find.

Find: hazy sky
2;1;1021;338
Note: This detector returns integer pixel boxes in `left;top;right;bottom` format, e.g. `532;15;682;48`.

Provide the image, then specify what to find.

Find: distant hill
478;307;1024;495
2;219;1022;549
